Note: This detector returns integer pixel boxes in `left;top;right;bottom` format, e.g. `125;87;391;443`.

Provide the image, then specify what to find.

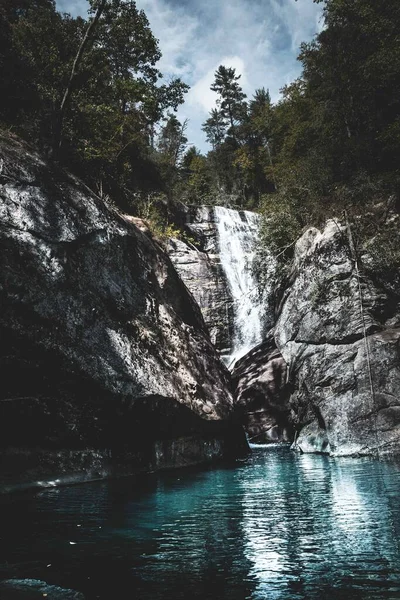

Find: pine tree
202;109;226;149
210;65;247;141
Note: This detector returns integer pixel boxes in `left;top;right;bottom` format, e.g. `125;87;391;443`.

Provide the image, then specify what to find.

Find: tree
0;3;37;123
9;2;84;146
210;65;247;141
249;89;273;148
1;0;189;213
202;109;226;149
54;0;107;152
157;114;188;168
300;0;400;179
180;147;213;204
0;0;56;21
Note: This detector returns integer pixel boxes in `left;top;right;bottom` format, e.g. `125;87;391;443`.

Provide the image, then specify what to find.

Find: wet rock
275;220;400;456
232;334;292;443
167;235;234;354
168;205;275;363
0;135;248;491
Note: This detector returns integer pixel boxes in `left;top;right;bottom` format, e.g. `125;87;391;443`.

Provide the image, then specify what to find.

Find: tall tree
249;89;272;146
210;65;247;141
2;0;189;211
300;0;400;178
54;0;107;152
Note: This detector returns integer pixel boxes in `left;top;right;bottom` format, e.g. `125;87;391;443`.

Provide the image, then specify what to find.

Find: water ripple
1;447;400;599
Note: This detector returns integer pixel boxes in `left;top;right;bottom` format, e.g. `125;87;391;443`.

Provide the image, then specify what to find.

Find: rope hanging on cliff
344;212;379;455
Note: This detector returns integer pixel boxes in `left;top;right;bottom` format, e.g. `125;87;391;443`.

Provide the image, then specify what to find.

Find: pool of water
1;446;400;599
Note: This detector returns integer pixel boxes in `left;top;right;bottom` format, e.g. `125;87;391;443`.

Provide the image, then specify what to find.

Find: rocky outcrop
168;234;234;355
232;334;292;443
0;135;247;492
275;220;400;456
168;205;235;357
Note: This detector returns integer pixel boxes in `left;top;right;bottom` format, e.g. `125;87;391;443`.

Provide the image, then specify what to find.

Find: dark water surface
1;446;400;599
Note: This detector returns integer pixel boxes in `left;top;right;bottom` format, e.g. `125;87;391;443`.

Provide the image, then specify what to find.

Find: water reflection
240;450;400;599
1;449;400;599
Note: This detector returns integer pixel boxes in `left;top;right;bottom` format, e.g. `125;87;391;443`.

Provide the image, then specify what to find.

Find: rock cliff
169;205;400;457
230;219;400;456
275;220;400;456
0;135;247;492
168;206;235;357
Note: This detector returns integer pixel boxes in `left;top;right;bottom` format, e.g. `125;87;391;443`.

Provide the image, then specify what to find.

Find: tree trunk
228;103;237;144
53;0;107;155
173;119;188;167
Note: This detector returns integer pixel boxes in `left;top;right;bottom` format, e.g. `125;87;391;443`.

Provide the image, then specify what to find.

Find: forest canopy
1;0;400;244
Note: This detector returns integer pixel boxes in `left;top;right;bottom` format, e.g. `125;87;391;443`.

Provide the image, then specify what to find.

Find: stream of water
1;447;400;600
214;206;264;367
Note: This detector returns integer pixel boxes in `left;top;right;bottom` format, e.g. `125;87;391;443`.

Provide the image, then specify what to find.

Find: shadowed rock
232;334;292;443
167;206;235;356
0;135;247;491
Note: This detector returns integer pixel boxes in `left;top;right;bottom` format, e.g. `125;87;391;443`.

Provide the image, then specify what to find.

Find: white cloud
55;0;323;151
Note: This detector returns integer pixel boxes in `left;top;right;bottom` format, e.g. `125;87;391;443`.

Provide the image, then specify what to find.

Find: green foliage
254;0;400;271
0;0;189;213
196;71;277;207
202;109;226;149
180;148;214;204
158;115;187;161
137;192;196;246
259;195;302;262
210;65;247;137
297;0;400;182
2;0;400;244
200;0;399;225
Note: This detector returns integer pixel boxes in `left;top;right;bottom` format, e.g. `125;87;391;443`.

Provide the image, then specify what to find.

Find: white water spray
214;206;264;368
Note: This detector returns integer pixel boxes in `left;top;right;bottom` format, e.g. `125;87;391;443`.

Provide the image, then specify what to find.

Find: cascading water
214;206;264;369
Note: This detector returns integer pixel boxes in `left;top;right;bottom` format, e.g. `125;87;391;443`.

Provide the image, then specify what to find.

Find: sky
56;0;323;152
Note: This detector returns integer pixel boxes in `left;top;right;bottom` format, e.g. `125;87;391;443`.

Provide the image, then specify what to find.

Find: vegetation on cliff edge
1;0;400;259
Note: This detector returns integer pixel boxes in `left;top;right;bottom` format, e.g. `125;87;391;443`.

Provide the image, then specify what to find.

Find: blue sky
56;0;323;152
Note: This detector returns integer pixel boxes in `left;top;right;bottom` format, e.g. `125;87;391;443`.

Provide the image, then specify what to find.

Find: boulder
232;334;292;443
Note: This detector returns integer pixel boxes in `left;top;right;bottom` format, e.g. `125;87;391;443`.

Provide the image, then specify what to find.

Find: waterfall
214;206;263;368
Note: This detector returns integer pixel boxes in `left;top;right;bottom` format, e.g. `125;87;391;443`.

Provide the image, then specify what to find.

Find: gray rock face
275;220;400;456
168;205;285;443
167;236;234;354
232;334;292;443
168;206;235;355
0;136;247;491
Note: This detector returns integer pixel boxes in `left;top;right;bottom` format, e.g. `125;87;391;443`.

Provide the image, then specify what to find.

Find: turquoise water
1;446;400;599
